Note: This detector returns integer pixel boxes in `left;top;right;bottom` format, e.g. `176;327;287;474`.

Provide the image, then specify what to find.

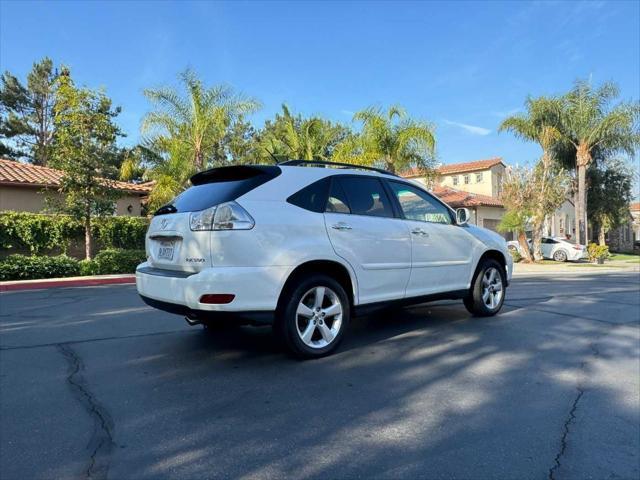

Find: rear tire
274;273;350;359
553;250;568;262
463;259;506;317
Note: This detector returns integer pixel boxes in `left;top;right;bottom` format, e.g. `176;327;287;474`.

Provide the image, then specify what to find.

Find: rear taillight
189;201;254;231
573;245;583;250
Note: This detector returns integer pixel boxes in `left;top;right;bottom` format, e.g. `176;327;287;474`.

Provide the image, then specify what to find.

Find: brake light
189;201;254;231
200;294;235;304
573;245;583;250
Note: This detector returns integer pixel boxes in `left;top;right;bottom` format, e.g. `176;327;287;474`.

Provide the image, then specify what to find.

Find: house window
464;174;470;185
452;176;459;186
475;172;483;183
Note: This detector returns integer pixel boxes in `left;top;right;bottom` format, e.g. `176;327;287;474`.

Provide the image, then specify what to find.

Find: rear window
156;166;280;214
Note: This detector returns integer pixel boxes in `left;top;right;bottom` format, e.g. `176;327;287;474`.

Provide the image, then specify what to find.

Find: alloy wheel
482;267;503;310
295;286;343;349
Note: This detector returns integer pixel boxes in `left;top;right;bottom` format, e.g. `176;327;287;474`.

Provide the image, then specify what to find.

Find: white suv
136;161;513;358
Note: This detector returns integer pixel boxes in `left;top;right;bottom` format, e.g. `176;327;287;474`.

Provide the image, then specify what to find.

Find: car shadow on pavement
95;282;639;480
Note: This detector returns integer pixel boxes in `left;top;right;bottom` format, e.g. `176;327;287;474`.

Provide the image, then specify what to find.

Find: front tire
464;259;506;317
274;274;350;359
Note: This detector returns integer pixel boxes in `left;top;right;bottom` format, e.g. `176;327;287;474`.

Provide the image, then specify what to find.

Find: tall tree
499;96;565;260
588;158;634;245
142;69;260;171
258;104;350;162
334;105;436;175
498;166;535;262
50;73;123;259
556;80;639;245
0;57;59;164
223;117;261;165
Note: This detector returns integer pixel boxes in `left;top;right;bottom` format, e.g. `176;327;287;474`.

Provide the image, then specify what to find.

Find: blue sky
1;0;639;169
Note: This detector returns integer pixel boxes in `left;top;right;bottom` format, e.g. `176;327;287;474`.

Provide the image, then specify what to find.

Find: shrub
92;217;148;250
0;212;82;253
0;211;148;254
91;249;147;274
587;243;610;262
79;259;100;276
0;254;80;281
508;248;522;263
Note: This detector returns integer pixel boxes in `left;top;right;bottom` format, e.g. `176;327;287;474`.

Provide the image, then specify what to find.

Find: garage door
482;218;511;239
482;218;500;232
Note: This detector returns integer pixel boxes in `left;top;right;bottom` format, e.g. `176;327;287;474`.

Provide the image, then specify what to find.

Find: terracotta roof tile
402;157;504;178
431;185;504;208
630;202;640;212
0;158;152;194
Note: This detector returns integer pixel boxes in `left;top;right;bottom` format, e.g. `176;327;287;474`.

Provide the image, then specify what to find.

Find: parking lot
1;270;639;480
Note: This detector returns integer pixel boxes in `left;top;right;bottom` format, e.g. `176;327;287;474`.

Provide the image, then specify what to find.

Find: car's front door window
388;181;452;224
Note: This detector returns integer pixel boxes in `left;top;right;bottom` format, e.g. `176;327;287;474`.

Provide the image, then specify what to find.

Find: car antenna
266;149;281;165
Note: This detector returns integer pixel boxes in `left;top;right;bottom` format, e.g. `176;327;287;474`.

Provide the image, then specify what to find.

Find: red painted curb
0;276;136;292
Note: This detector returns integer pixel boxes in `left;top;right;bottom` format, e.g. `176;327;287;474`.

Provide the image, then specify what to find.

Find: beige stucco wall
545;200;576;239
0;185;49;212
631;211;640;242
437;163;505;197
0;185;144;216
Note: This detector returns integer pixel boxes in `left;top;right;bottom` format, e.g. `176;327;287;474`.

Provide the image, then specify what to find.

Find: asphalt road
1;271;639;480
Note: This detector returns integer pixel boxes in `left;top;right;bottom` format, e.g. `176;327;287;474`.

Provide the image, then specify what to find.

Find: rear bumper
135;262;290;314
139;295;274;325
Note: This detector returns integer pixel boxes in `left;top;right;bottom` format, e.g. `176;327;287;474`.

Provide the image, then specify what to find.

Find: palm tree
142;69;260;172
499;97;564;260
334;105;436;174
556;80;639;245
260;104;348;161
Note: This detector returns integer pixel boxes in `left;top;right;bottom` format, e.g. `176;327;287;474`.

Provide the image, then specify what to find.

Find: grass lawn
567;263;627;268
608;253;640;262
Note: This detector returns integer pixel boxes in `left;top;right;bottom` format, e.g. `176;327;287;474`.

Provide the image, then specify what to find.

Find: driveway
1;271;639;480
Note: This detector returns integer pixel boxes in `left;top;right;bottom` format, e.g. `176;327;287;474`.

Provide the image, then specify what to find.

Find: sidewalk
513;260;640;276
0;274;136;292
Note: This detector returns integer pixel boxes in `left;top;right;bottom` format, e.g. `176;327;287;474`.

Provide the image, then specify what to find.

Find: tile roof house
402;158;508;237
0;158;152;216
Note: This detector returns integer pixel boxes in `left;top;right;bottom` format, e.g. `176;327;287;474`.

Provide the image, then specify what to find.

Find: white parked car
136;161;513;358
508;237;586;262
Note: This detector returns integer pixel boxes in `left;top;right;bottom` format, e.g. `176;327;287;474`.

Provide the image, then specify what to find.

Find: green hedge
0;254;81;281
83;249;147;275
0;211;148;254
0;249;147;281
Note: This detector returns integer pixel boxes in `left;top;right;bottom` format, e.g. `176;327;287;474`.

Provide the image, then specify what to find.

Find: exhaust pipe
184;313;202;326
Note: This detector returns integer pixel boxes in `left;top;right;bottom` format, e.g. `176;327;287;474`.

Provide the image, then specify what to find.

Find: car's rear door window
326;178;351;214
327;176;394;218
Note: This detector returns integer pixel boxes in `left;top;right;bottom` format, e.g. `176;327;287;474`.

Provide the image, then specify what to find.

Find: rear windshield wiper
154;204;177;216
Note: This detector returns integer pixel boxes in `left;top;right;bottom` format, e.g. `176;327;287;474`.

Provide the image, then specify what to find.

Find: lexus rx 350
136;162;513;358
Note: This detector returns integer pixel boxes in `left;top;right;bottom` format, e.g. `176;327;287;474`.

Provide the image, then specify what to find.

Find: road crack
57;344;114;480
548;387;585;480
547;341;601;480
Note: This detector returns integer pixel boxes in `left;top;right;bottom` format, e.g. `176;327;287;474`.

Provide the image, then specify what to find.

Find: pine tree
0;57;59;164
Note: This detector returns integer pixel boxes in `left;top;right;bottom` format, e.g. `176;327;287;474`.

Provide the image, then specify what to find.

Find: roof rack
278;159;397;177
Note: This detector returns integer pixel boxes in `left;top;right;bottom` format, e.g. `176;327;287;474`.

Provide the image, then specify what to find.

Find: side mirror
456;208;470;225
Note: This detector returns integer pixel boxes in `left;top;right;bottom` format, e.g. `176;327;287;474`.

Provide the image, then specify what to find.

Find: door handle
411;228;429;237
332;222;352;231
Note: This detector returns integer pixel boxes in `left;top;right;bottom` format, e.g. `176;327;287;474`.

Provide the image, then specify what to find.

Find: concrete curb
0;274;136;292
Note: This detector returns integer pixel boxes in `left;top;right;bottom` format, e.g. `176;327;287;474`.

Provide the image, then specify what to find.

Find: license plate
157;241;175;261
